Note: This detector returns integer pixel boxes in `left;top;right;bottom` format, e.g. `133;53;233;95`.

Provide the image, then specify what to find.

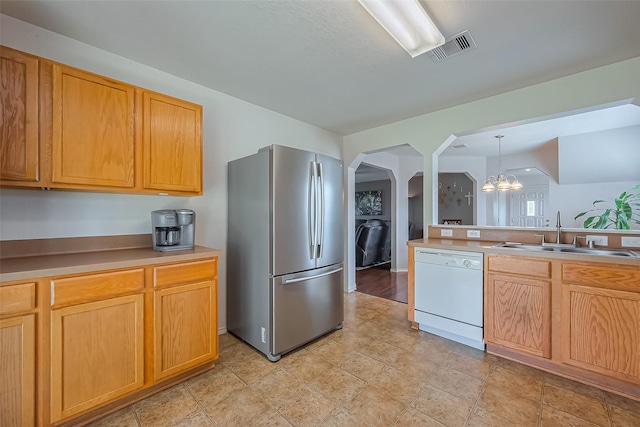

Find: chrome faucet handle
534;234;545;245
573;235;586;247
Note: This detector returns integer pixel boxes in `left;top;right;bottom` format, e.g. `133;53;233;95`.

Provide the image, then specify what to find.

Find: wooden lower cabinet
485;255;640;401
50;294;144;422
560;262;640;386
0;314;35;427
154;281;217;380
153;259;218;381
486;272;551;358
42;256;219;425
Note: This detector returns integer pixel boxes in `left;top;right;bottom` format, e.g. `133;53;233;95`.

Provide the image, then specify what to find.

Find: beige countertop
0;244;222;283
408;238;640;266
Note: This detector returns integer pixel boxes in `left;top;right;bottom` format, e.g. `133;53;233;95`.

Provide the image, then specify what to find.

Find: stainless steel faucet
555;211;562;244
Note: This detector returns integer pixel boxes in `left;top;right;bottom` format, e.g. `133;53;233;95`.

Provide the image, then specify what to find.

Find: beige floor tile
344;385;407;427
358;338;405;365
309;338;355;365
184;367;246;407
133;385;200;427
466;406;529;427
204;387;270;426
367;365;423;403
476;383;540;426
427;366;484;403
319;408;369;427
377;327;417;349
540;404;602;427
338;351;386;382
544;374;604;400
250;368;306;406
246;409;293;427
281;351;334;382
444;351;493;380
171;410;213;427
309;366;366;403
86;406;138;427
411;339;451;365
605;391;640;415
486;365;543;402
395;407;446;426
275;385;338;427
391;350;440;381
226;349;277;384
543;384;609;427
493;356;545;380
412;384;473;427
609;403;640;427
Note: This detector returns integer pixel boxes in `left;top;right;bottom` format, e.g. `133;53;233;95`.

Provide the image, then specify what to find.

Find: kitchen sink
557;247;638;257
493;242;638;257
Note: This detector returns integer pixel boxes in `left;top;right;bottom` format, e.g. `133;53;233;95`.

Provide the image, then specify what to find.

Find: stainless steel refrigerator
227;145;344;361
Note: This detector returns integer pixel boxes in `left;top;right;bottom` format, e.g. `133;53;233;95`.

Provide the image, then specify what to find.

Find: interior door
315;154;344;269
510;186;549;227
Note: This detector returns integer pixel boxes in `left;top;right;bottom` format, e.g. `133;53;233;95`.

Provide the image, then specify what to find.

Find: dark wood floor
355;263;408;304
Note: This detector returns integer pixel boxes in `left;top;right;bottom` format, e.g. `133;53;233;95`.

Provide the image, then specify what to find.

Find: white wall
559;125;640;184
552;180;640;229
343;56;640;232
439;156;486;225
0;15;343;332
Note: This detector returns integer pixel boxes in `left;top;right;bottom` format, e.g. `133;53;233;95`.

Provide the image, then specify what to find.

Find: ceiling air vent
428;30;477;62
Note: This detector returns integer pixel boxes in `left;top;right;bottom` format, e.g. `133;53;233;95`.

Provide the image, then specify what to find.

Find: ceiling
2;1;640;136
442;102;640;158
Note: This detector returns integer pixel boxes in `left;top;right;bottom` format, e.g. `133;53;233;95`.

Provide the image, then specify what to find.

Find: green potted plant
574;184;640;229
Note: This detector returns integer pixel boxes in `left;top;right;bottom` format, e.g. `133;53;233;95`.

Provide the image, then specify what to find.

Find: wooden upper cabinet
51;64;135;188
143;91;202;194
0;47;39;182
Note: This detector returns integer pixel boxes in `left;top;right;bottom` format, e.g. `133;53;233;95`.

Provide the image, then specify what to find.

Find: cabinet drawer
153;258;217;288
488;256;551;278
0;282;36;316
562;262;640;293
51;269;144;307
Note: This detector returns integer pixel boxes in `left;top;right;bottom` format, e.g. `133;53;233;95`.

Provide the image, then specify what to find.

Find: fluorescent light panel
358;0;445;57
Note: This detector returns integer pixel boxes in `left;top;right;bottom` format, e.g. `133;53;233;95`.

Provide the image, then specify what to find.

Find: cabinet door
486;273;551;358
154;280;217;380
0;47;39;182
561;284;640;384
50;294;144;422
143;91;202;194
51;64;135;188
0;315;35;427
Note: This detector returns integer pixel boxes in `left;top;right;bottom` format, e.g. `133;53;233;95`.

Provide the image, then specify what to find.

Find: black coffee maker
151;209;195;251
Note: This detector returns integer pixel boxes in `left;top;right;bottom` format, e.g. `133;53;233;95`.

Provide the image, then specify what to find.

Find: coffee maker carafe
151;209;195;251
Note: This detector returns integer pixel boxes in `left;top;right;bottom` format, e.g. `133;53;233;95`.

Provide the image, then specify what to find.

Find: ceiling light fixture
358;0;445;58
481;135;523;192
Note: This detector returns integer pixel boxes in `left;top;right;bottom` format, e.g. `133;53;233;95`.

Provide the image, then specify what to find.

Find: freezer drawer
272;264;343;357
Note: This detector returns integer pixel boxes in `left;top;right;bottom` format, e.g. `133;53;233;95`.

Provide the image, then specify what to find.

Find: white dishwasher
414;247;485;350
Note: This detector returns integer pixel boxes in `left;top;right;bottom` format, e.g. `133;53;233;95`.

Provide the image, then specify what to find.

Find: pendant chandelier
481;135;523;192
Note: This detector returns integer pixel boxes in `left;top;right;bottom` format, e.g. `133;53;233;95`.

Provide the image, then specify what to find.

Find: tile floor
89;292;640;427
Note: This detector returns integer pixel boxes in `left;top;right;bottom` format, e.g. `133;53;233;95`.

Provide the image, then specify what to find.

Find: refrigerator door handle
308;162;316;259
282;267;343;284
317;161;325;258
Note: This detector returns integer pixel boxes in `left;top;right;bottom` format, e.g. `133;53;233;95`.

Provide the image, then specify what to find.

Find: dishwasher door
414;249;483;327
414;248;484;350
